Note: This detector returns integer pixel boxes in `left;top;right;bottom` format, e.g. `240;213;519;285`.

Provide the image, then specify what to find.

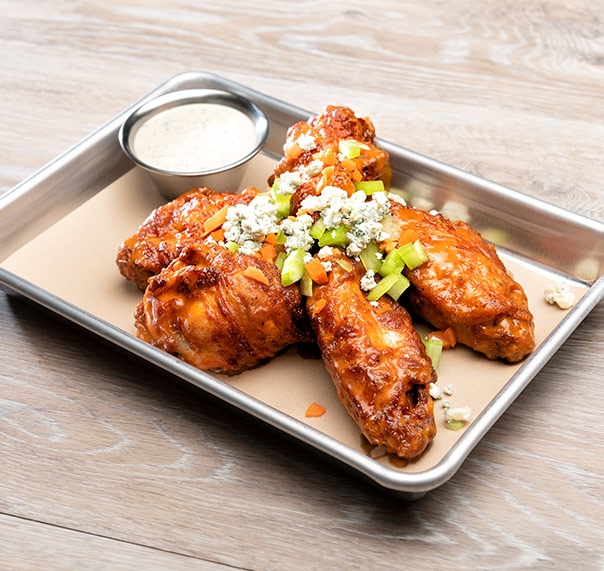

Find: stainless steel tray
2;71;603;500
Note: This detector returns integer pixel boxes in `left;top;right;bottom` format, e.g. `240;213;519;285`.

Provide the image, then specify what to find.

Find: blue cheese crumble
299;187;390;257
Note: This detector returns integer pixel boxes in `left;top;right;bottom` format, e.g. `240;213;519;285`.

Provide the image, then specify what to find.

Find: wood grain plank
0;514;228;570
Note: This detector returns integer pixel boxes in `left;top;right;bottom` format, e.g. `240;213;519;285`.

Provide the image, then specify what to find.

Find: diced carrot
259;242;277;262
313;298;327;314
398;228;420;247
242;266;270;286
304;258;329;285
210;228;225;242
264;232;278;245
340;158;356;171
427;327;457;349
203;205;229;235
286;142;302;160
321;148;338;166
351;168;363;182
305;402;326;418
379;238;396;253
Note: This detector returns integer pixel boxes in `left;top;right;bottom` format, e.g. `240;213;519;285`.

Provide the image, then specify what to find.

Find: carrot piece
203;205;229;235
210;228;225;242
259;242;277;262
427;327;457;349
264;232;278;245
305;402;326;418
286;142;302;160
321;148;338;166
351;168;363;182
340;158;356;171
313;298;327;314
398;228;420;247
242;266;270;286
304;258;329;285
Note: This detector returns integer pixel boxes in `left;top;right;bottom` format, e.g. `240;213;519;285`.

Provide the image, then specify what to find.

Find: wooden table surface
2;1;603;569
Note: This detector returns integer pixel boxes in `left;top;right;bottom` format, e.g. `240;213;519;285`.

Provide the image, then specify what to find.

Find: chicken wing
117;186;259;289
272;105;392;214
306;247;437;459
389;201;535;363
134;242;313;376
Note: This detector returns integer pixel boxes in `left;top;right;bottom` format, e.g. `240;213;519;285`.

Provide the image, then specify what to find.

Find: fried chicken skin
272;105;392;214
389;201;535;363
134;242;313;376
117;186;259;289
306;248;437;458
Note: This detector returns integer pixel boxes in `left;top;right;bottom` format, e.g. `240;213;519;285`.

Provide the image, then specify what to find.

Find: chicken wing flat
134;242;313;376
272;105;392;214
117;186;258;289
389;201;535;363
306;247;437;459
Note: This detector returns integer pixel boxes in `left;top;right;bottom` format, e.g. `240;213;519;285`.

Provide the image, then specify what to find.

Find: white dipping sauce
131;103;259;173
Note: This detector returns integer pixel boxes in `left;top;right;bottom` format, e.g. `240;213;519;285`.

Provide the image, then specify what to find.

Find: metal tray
2;71;603;500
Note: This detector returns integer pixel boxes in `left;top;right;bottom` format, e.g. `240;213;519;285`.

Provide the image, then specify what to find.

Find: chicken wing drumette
272;105;392;214
117;186;258;289
306;247;437;458
389;201;535;363
134;242;313;376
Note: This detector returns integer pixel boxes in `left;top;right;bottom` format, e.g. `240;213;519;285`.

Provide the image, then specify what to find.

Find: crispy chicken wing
306;248;437;458
390;201;535;363
134;242;313;376
117;186;259;289
273;105;392;214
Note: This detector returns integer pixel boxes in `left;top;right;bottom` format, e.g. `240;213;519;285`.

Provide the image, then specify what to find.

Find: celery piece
309;217;326;240
272;177;281;192
387;274;410;301
225;241;239;253
335;258;353;272
366;273;399;302
339;139;361;159
273;192;291;219
338;139;370;159
281;248;306;286
300;272;313;297
276;230;287;245
354;180;385;195
318;224;348;247
359;241;382;273
275;251;287;271
378;248;405;277
445;420;465;431
423;336;443;369
398;240;429;270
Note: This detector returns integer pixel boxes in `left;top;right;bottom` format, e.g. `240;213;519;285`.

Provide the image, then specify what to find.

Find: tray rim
2;71;604;499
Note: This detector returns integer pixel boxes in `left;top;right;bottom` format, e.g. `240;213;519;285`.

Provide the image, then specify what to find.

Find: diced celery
318;224;348;247
272;192;291;219
272;177;281;192
300;272;313;297
378;248;405;277
275;251;287;271
281;248;306;286
276;230;287;245
423;336;443;369
398;240;429;270
366;273;399;302
338;139;370;159
335;258;353;272
309;217;326;240
359;241;382;273
386;274;410;301
225;241;239;253
354;180;385;195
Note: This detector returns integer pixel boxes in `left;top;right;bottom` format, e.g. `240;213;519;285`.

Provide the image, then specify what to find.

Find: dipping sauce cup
119;88;269;200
